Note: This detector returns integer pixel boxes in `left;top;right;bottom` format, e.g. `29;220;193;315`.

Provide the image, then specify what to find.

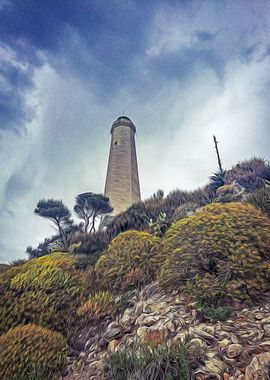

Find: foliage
172;202;198;222
68;231;108;263
158;203;270;301
209;169;226;191
148;212;170;237
77;291;117;321
122;268;146;290
0;253;88;336
0;263;9;273
106;202;152;241
245;185;270;218
186;274;233;322
103;340;201;380
34;199;72;250
95;230;161;290
0;323;67;380
225;157;270;191
74;192;113;233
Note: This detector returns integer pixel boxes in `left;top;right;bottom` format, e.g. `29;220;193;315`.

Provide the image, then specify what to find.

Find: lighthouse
104;116;141;215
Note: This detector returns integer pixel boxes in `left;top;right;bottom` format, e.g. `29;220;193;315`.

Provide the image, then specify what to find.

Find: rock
263;324;270;336
121;308;136;325
135;313;160;327
245;352;270;379
227;343;243;358
205;357;226;374
103;322;123;341
188;338;208;350
219;339;231;348
108;339;120;352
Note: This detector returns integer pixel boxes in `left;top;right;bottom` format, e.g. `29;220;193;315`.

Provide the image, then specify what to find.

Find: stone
219;338;231;348
188;338;208;350
108;339;120;352
227;344;243;358
245;352;270;379
135;314;160;327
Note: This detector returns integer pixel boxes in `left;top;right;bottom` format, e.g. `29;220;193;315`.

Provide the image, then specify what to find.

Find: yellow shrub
158;203;270;301
95;230;161;290
0;323;67;380
77;291;117;320
0;252;88;336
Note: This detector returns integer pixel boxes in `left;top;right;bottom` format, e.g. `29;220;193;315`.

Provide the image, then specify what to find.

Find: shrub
158;203;270;301
106;203;152;241
0;264;9;273
103;341;201;380
225;157;270;191
0;323;67;380
209;169;226;191
245;186;270;218
0;253;88;336
148;212;170;237
68;231;108;261
95;231;161;290
122;268;146;290
172;202;198;222
77;291;117;321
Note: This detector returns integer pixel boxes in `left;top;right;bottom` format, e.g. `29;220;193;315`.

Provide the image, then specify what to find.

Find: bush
158;203;270;301
0;323;67;380
0;253;89;336
77;291;117;321
95;231;161;290
103;341;201;380
225;157;270;191
68;231;108;262
172;202;198;222
245;186;270;218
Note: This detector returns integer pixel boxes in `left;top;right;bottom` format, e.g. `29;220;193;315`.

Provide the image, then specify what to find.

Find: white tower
104;116;141;215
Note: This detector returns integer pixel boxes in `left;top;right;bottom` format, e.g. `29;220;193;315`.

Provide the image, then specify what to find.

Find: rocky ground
61;283;270;380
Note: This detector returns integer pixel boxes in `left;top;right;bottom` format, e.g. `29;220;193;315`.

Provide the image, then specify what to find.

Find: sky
0;0;270;262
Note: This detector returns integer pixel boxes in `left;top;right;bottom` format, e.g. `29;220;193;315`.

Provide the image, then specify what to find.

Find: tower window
114;141;118;145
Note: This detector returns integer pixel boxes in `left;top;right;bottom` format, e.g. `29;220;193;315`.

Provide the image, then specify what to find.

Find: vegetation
148;212;169;237
74;192;113;233
158;203;270;301
245;185;270;218
0;324;67;380
34;199;72;250
0;253;88;336
77;291;117;321
224;157;270;191
103;340;202;380
95;230;161;290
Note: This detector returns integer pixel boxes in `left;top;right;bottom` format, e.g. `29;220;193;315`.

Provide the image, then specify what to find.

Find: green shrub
158;203;270;301
149;212;170;237
95;231;161;290
0;323;67;380
0;253;89;336
245;186;270;218
103;341;194;380
77;291;117;321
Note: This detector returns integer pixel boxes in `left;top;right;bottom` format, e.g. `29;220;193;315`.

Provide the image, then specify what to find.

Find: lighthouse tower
104;116;141;215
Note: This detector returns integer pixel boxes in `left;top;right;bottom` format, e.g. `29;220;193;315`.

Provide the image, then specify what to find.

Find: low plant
0;323;67;380
122;267;146;290
103;341;195;380
0;252;88;336
158;203;270;302
95;230;161;290
245;185;270;218
77;291;117;321
148;212;169;237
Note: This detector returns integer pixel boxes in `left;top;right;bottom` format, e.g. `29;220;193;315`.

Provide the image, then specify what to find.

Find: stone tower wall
104;118;141;215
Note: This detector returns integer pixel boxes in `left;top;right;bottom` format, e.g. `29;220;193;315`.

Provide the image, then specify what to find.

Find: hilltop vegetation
1;157;270;379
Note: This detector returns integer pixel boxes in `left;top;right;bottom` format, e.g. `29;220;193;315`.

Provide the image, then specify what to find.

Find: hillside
1;157;270;380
